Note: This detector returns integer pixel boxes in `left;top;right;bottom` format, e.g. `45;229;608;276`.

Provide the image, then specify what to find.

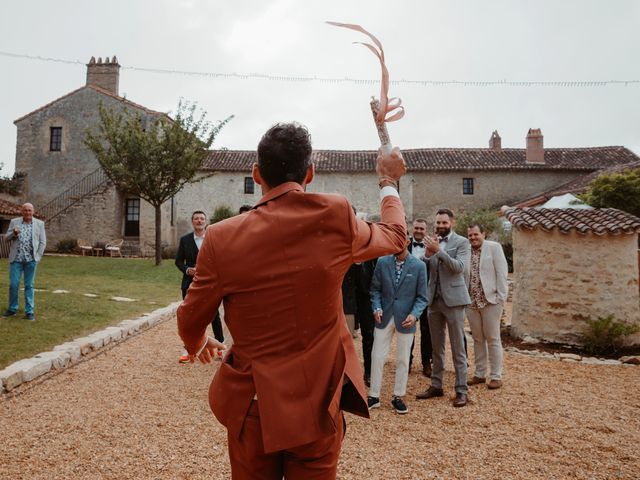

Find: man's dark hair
257;122;312;187
436;208;455;219
191;210;207;220
238;204;252;214
468;223;485;233
413;218;428;225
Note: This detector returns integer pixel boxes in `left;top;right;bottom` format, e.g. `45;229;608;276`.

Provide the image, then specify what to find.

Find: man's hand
373;309;383;325
186;267;196;277
376;146;406;184
12;227;20;236
402;314;417;329
190;337;225;364
425;234;440;255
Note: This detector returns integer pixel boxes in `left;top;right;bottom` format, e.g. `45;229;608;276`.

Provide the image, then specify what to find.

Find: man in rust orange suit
177;122;407;479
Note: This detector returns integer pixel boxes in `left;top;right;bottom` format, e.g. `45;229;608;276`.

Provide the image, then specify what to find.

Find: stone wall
411;170;580;221
511;228;640;345
45;185;123;250
172;169;581;235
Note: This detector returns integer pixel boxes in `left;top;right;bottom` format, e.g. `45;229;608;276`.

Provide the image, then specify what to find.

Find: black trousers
355;295;375;377
182;288;224;343
409;309;433;370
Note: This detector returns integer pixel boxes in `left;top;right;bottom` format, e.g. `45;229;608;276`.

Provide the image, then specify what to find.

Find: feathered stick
326;21;405;154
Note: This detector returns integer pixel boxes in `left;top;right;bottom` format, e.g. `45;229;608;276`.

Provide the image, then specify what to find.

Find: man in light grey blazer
3;203;46;321
416;208;471;407
368;239;427;414
466;224;508;389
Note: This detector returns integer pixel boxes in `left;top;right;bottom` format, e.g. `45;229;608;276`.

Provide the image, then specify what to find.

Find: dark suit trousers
409;309;433;370
181;287;224;343
228;400;344;479
355;294;374;377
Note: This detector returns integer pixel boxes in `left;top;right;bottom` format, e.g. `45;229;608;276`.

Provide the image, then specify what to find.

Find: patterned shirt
469;246;488;310
15;221;34;262
394;259;405;286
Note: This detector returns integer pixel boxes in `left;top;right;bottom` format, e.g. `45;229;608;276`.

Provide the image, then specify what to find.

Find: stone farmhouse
10;57;640;255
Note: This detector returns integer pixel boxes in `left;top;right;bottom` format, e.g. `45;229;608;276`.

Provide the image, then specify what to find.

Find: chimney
489;130;502;151
526;128;544;164
86;55;120;95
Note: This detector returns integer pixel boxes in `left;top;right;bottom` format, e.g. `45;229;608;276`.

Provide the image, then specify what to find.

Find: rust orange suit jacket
177;182;406;453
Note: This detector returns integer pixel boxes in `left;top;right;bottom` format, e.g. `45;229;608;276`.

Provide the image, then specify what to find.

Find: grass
0;256;181;369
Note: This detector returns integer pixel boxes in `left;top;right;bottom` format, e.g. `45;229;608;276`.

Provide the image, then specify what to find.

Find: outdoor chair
105;239;124;257
77;239;93;256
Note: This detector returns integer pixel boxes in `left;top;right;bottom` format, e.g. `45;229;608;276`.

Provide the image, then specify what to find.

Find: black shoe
25;313;35;321
367;396;380;409
416;386;444;400
391;396;408;414
2;310;16;317
364;374;371;388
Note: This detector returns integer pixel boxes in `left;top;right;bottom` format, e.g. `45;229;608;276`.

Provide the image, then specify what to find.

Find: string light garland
1;50;638;88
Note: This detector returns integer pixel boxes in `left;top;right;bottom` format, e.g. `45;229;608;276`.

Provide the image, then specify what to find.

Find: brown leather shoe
422;364;432;377
487;379;503;389
453;392;468;407
416;386;444;400
467;376;486;386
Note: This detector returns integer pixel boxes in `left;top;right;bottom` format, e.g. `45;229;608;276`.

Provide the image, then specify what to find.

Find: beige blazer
5;217;47;262
477;240;509;305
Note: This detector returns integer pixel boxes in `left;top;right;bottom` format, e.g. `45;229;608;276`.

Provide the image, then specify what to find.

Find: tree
580;168;640;217
85;100;232;265
210;205;235;224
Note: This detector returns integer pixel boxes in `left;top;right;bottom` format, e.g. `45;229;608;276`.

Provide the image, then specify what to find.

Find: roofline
14;85;169;124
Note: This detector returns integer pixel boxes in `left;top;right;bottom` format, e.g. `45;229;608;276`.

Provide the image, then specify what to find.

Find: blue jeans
9;260;37;314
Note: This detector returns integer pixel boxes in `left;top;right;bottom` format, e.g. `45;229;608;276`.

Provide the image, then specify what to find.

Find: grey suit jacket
427;231;471;308
5;217;47;262
370;254;428;334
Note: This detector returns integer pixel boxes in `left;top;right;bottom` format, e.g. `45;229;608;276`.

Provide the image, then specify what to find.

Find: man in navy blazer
368;238;427;414
175;210;224;363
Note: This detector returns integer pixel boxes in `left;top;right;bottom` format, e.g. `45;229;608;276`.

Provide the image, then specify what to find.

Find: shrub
56;238;78;253
454;208;502;237
455;208;514;272
210;205;234;224
581;314;639;355
162;245;178;260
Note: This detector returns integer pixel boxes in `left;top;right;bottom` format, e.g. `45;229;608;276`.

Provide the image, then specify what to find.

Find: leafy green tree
454;208;503;237
455;208;513;272
85;100;232;265
580;168;640;217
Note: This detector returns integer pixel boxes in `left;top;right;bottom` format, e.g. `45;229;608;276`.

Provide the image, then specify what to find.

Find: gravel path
1;317;638;480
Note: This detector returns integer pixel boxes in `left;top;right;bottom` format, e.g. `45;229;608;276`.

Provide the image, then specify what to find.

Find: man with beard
416;209;471;407
408;218;432;377
466;223;508;389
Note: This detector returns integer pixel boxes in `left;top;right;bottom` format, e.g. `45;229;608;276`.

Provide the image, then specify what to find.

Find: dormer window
50;127;62;151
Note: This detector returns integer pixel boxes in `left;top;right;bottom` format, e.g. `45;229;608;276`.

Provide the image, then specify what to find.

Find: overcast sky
1;0;639;175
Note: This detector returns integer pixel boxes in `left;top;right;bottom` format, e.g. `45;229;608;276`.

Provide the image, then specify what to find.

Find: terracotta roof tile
503;207;640;235
0;199;23;217
202;146;639;173
14;86;166;124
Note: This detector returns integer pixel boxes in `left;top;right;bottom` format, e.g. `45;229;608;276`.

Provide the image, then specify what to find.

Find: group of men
344;209;509;414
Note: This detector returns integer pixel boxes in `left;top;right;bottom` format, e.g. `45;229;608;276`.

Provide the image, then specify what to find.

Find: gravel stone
1;313;638;479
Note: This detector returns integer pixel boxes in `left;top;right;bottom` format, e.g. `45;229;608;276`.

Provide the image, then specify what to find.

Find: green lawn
0;256;181;369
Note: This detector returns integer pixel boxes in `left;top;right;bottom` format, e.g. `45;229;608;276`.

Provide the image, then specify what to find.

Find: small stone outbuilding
504;207;640;345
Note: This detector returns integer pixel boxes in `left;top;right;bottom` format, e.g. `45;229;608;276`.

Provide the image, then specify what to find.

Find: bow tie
412;241;425;248
439;236;448;243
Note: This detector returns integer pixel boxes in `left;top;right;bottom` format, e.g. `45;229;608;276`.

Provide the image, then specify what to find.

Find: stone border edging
504;346;640;366
0;301;180;393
